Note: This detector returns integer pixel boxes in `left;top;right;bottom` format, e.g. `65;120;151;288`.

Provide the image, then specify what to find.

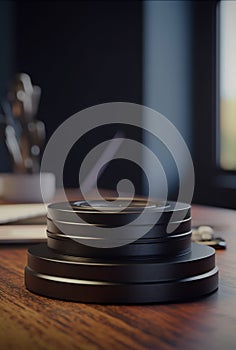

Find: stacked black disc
25;199;218;303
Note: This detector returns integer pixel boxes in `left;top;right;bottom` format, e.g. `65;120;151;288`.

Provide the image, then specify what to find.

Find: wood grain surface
0;205;236;350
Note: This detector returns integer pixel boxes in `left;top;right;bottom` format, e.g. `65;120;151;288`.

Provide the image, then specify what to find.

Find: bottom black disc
25;243;218;304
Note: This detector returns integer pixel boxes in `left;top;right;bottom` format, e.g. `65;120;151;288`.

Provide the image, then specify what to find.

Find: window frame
193;0;236;209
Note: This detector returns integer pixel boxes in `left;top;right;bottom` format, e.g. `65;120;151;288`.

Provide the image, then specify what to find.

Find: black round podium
25;199;218;303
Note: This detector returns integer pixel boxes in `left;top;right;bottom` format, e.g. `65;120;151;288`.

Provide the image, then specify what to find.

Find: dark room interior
1;0;235;208
1;2;236;349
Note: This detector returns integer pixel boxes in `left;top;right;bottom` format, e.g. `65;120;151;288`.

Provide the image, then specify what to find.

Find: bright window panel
219;0;236;170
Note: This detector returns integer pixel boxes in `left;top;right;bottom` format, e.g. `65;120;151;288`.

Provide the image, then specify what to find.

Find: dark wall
15;0;143;189
0;1;16;98
142;0;193;200
0;1;16;172
16;1;142;135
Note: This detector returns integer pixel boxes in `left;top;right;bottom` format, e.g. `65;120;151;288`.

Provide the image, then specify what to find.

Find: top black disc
47;199;191;227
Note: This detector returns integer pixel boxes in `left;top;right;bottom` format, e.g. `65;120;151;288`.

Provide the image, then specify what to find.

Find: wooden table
0;204;236;350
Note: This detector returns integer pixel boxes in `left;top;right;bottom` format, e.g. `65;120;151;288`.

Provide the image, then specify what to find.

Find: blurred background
0;0;235;209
